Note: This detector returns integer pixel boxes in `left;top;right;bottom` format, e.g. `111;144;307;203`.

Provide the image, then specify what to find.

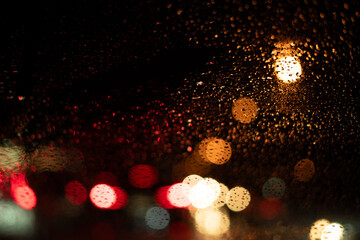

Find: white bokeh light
274;56;302;83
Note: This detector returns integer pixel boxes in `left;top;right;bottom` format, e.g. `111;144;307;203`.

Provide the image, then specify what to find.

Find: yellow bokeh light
274;56;302;83
189;182;217;209
211;183;229;208
226;186;251;212
232;97;258;124
309;219;330;240
182;174;203;188
194;208;230;236
321;223;344;240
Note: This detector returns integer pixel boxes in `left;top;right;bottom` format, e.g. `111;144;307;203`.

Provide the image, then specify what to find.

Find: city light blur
226;186;251;212
89;184;116;209
194;207;230;236
232;97;258;124
0;0;359;239
274;56;302;83
0;200;36;237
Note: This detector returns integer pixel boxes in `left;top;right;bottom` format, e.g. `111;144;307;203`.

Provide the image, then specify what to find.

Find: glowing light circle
294;159;315;182
211;183;229;208
226;186;251;212
189;180;219;209
64;180;87;205
194;208;230;236
274;56;302;83
154;186;174;209
109;186;128;210
259;198;282;220
182;174;203;188
145;206;170;230
128;164;158;188
199;138;232;165
12;185;37;210
232;97;258;124
309;219;330;240
0;200;36;237
321;223;344;240
262;177;286;199
167;183;191;208
89;184;116;209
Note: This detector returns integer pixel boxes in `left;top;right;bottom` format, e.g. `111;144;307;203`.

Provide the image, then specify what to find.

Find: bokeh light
125;194;153;228
12;185;37;210
321;223;344;240
0;172;7;189
226;186;251;212
0;200;35;237
343;223;355;240
194;207;230;236
0;146;25;173
294;159;315;182
64;180;87;205
10;172;27;188
30;145;67;172
188;178;220;209
199;138;232;165
154;186;174;209
274;56;302;83
258;198;282;220
89;184;116;209
128;164;158;188
167;183;191;208
232;97;258;124
110;186;128;210
182;174;203;187
262;177;286;199
145;206;170;230
309;219;330;240
211;183;229;208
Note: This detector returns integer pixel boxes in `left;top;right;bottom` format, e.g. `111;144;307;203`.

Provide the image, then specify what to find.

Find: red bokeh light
128;164;158;188
0;172;8;189
154;186;174;209
12;185;37;210
109;186;128;210
259;198;282;220
10;172;27;188
94;171;118;186
168;221;192;240
65;180;88;205
167;183;191;208
90;184;117;209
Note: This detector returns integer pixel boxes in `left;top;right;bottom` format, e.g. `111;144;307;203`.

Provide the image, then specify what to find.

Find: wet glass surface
1;0;360;239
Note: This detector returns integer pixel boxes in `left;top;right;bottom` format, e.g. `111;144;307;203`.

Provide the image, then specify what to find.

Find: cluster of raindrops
0;0;359;239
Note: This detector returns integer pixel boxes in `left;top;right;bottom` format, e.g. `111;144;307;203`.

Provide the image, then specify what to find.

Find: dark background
1;0;360;239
